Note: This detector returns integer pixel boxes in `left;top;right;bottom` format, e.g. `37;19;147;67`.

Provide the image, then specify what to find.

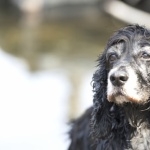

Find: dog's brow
143;46;150;52
108;43;124;53
139;41;150;47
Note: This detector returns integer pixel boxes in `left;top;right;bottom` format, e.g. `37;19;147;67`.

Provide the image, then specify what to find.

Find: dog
68;24;150;150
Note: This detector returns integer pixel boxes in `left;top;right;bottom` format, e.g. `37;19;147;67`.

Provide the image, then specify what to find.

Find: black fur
68;107;92;150
68;25;150;150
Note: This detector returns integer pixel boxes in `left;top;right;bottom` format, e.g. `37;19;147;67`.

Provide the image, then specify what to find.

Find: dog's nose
110;71;128;86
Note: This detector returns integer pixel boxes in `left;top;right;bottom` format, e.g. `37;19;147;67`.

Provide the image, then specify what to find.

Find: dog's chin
107;90;142;105
108;94;136;105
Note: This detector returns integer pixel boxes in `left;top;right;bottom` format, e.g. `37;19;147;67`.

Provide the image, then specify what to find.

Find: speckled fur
68;25;150;150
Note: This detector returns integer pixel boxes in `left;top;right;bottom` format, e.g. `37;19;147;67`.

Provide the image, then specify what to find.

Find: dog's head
91;25;150;142
106;25;150;104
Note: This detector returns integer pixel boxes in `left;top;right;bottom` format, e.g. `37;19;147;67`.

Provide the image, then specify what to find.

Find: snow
0;49;71;150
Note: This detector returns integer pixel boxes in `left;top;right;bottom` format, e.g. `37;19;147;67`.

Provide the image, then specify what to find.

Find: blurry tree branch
103;0;150;28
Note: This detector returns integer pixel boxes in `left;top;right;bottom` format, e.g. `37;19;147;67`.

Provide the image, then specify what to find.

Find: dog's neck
123;103;150;128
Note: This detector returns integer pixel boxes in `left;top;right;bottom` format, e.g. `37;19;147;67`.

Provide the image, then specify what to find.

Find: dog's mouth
107;87;141;104
107;66;149;104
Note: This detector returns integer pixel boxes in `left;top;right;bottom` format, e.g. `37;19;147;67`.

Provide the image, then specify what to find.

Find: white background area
0;49;93;150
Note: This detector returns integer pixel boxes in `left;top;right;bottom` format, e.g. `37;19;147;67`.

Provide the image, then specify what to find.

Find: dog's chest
130;127;150;150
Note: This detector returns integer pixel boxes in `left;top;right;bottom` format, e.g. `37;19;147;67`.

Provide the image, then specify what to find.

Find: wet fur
68;25;150;150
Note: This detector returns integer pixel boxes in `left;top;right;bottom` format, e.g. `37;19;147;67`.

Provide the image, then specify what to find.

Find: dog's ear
90;52;115;140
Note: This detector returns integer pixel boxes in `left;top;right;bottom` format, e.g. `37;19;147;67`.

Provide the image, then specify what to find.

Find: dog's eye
108;54;118;62
141;52;150;59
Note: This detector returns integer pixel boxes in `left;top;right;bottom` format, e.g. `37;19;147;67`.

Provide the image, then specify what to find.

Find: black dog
68;25;150;150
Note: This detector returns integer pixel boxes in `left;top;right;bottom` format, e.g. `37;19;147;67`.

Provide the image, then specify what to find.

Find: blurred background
0;0;150;149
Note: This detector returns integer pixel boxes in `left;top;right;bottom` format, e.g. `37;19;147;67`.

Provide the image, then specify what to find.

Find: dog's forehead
133;39;150;52
107;40;150;54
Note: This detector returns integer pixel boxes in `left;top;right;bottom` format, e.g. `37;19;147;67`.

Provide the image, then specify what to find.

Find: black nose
110;71;128;86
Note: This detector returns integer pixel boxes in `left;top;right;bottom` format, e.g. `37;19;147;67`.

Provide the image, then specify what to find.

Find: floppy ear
90;52;116;140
